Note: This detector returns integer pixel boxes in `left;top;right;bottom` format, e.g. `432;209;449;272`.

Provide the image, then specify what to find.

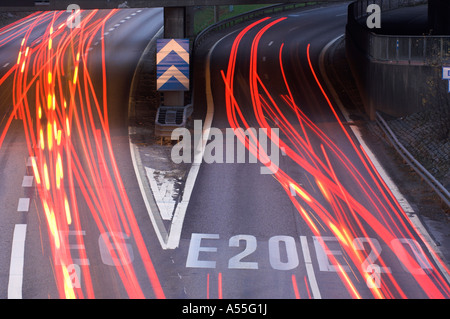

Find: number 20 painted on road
186;233;433;275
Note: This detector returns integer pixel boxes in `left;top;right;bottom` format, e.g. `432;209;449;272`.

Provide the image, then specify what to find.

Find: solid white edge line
128;25;169;249
165;32;231;249
8;224;27;299
165;29;245;249
300;236;322;299
319;34;450;285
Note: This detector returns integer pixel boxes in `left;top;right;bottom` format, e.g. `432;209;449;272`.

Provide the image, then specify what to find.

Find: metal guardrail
376;112;450;208
347;0;450;64
193;1;347;51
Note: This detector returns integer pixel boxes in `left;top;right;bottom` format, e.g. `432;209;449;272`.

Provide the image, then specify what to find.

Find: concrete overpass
2;1;449;35
2;0;345;10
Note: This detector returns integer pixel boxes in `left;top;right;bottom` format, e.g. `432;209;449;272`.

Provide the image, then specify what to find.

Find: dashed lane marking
17;198;30;212
22;176;33;187
8;224;27;299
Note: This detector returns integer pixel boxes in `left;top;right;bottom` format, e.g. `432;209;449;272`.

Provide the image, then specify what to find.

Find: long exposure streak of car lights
220;17;450;299
0;10;164;299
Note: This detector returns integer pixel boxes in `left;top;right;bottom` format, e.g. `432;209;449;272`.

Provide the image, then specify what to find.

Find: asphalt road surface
161;3;450;299
0;3;449;300
0;7;164;299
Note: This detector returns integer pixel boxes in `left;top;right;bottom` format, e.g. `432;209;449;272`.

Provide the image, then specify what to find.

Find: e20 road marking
185;233;433;277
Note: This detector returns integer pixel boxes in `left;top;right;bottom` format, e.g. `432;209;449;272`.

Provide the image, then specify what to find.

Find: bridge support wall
346;0;450;119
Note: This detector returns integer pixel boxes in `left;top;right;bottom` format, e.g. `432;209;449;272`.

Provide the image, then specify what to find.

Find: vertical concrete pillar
185;6;195;38
428;0;450;35
164;7;186;38
163;7;186;106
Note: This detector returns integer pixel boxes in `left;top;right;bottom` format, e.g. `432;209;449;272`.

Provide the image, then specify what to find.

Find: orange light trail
0;10;164;299
221;17;450;299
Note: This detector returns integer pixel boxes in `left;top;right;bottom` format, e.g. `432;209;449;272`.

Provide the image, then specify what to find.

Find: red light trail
1;9;449;300
221;16;450;299
0;10;164;299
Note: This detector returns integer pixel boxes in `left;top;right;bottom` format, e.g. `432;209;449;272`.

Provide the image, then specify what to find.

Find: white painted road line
8;224;27;299
300;236;322;299
318;34;414;214
164;32;223;249
319;35;450;285
22;176;33;187
17;198;30;212
26;156;36;167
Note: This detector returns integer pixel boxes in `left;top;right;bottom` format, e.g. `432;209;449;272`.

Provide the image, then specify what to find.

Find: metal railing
370;35;450;64
194;1;348;51
376;112;450;208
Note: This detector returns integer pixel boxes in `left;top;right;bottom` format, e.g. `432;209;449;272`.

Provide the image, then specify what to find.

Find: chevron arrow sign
157;39;190;91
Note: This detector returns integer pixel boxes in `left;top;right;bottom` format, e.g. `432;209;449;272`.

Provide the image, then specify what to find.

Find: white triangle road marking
145;167;177;221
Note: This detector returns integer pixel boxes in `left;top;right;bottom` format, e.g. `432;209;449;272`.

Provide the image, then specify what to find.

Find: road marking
8;224;27;299
59;230;90;266
22;176;33;187
289;184;296;196
145;167;177;220
17;198;30;212
3;62;10;68
300;236;321;299
26;156;36;167
319;35;450;285
164;32;223;249
319;35;414;215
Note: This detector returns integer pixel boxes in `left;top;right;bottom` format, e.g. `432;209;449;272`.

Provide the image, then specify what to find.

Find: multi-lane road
0;7;165;299
0;3;449;299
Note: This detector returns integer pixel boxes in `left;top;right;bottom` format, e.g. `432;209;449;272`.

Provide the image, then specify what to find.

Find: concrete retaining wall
346;0;450;119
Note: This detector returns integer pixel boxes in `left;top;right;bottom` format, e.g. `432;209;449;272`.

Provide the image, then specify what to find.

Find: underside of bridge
428;0;450;34
2;1;449;35
1;0;339;10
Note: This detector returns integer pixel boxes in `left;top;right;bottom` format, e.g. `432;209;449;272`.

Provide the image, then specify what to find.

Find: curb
127;26;172;247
